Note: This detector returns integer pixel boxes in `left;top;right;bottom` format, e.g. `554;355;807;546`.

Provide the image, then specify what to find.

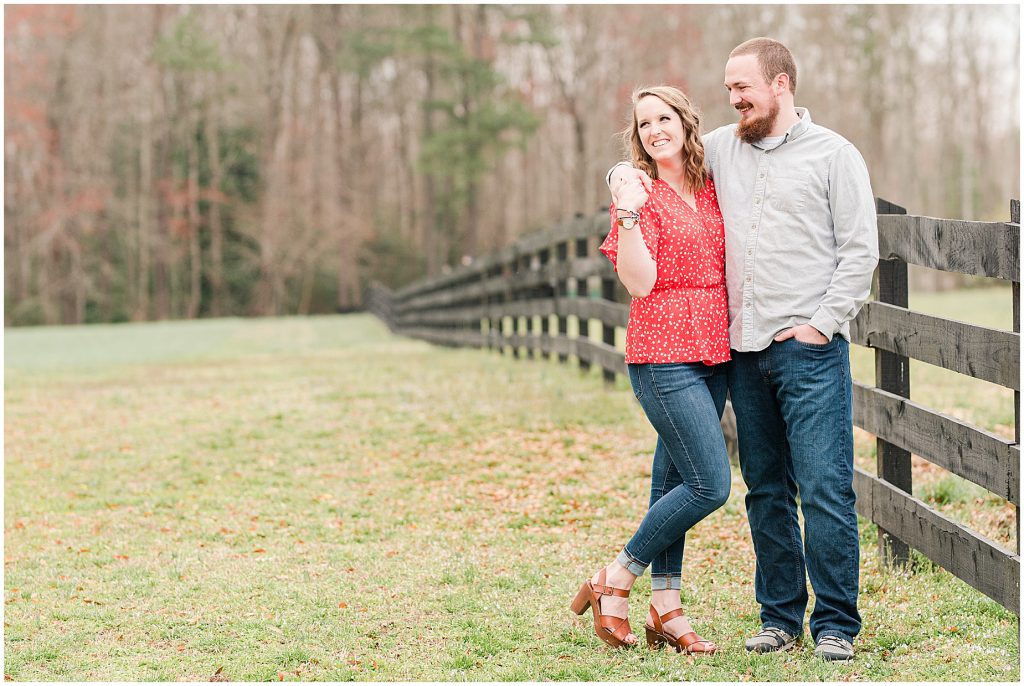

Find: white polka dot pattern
601;178;731;365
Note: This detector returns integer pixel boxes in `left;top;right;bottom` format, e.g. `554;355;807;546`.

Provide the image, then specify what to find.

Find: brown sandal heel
570;569;635;649
644;606;718;655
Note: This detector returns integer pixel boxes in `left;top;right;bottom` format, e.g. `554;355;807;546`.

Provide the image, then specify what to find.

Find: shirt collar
752;107;812;149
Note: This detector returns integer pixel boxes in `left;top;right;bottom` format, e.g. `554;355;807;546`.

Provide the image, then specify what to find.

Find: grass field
4;287;1019;681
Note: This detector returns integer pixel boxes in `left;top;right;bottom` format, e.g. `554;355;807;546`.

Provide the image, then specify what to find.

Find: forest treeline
4;4;1019;325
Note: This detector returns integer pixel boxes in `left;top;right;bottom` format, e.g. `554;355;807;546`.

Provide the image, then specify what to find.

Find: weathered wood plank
853;382;1020;506
394;213;609;301
394;326;488;348
854;468;1020;614
851;301;1020;390
395;296;630;332
877;215;1019;280
874;198;913;566
396;256;616;313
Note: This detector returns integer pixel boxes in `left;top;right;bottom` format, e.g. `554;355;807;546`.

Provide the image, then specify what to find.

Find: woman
569;86;731;654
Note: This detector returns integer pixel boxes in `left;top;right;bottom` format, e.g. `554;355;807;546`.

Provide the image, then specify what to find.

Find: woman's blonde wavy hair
621;86;707;193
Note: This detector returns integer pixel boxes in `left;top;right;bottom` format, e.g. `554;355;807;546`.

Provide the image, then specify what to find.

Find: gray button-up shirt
610;108;879;352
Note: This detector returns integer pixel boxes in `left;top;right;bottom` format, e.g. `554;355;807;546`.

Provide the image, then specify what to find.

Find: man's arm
808;144;879;340
605;161;634;188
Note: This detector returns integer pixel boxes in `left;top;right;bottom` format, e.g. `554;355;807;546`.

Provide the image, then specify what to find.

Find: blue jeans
617;362;731;591
728;337;861;644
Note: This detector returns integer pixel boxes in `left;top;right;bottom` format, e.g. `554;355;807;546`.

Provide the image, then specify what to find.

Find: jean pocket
628;364;645;400
795;337;835;351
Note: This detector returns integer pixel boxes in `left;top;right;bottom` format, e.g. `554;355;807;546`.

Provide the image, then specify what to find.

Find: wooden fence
366;198;1021;615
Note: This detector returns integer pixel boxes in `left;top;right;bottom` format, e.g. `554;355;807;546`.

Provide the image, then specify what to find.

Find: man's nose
729;91;742;106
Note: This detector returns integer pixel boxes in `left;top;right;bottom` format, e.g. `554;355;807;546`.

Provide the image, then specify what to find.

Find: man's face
724;54;780;144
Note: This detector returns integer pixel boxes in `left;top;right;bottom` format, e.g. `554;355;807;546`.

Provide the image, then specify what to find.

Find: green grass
4;290;1019;680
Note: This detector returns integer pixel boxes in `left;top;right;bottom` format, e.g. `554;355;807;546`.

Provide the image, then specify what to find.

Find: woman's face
635;95;685;166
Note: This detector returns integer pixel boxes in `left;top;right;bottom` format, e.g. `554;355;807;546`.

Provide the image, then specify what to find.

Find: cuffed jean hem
650;575;682;591
816;629;855;644
616;549;647;578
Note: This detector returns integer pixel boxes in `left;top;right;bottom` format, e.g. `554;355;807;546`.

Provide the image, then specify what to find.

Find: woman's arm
613;180;657;298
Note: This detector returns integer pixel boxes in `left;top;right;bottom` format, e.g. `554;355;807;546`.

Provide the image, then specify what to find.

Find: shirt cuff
605;161;633;188
808;310;838;342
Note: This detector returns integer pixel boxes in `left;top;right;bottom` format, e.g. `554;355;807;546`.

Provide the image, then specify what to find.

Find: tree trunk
203;99;225;318
186;112;202;319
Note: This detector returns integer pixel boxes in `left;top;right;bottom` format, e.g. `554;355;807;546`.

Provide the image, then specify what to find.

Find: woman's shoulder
700;176;717;196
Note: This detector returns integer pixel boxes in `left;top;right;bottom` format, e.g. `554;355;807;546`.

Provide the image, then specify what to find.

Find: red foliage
4;5;79;39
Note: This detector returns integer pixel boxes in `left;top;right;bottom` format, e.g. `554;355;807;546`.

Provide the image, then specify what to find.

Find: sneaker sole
816;652;854;662
745;640;797;653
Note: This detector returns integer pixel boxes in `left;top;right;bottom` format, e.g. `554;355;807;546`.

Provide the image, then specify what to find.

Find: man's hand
610;165;654;205
774;323;828;344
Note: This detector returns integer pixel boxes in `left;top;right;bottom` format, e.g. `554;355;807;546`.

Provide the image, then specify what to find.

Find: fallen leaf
253;548;266;554
338;602;348;608
277;672;284;681
114;555;129;561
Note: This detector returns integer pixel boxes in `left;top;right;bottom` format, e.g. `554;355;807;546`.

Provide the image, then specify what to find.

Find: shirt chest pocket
768;172;810;212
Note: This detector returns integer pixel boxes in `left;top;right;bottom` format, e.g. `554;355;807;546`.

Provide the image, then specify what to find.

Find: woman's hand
615;178;649;214
610;165;654;203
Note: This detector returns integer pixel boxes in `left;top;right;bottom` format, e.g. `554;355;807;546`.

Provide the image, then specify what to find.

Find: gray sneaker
814;635;854;661
745;626;797;653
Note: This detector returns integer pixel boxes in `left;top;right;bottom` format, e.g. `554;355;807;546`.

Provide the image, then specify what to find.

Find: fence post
556;240;570;364
874;198;912;567
489;262;501;352
600;276;617;384
576;233;591;374
527;252;541;359
538;248;553;361
1011;199;1020;556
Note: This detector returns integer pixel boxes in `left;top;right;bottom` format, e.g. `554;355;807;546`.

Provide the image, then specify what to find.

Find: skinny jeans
617;361;731;591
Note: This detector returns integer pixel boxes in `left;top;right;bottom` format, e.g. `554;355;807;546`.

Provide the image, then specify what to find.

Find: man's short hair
730;37;797;94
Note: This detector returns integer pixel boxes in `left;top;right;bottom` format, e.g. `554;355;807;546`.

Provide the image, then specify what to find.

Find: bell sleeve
599;202;659;271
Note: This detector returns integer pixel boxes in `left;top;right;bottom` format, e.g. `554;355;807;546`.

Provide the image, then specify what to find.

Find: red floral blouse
600;178;730;365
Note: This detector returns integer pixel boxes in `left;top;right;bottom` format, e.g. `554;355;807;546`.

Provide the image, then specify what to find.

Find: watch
616;209;640;230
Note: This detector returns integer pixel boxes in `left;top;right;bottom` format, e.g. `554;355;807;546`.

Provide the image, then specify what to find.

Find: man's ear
774;73;789;95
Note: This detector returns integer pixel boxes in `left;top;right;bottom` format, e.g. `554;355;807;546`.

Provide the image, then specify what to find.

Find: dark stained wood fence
366;198;1021;615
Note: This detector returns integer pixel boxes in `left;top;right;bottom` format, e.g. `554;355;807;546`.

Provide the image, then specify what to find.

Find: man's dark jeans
729;336;861;644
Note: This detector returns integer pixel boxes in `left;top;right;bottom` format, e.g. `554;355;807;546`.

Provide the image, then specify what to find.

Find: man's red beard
736;97;780;144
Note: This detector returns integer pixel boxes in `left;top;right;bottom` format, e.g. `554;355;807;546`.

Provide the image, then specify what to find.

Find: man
607;37;878;662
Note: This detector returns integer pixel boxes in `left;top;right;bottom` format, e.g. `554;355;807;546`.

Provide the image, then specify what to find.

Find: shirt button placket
743;152;769;349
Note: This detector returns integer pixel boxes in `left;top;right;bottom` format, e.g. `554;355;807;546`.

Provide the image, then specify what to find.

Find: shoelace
818;636;850;648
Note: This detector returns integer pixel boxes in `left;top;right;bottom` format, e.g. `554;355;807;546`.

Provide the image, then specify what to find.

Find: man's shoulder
703;124;736;144
803;120;857;153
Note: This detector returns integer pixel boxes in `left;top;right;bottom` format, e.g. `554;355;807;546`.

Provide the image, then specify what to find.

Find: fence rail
366;198;1021;615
